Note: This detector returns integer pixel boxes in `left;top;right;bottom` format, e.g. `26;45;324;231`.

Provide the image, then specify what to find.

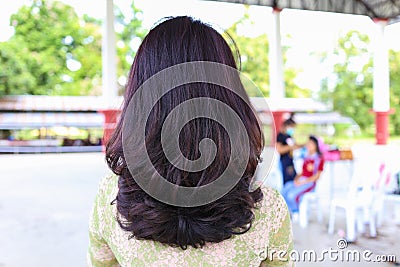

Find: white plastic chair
328;157;391;242
295;148;324;228
380;169;400;225
384;193;400;225
299;184;323;228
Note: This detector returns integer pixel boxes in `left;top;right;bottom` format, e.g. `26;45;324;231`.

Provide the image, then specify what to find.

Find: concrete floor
0;153;399;267
292;213;400;267
0;153;108;267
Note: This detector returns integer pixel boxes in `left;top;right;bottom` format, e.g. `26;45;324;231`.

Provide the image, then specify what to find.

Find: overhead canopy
250;97;329;112
0;96;122;112
291;112;356;125
204;0;400;22
258;111;357;125
0;112;104;129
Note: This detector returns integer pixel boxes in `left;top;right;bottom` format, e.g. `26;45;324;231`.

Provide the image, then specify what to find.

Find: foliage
389;49;400;134
319;30;400;135
114;1;147;94
0;0;146;96
319;31;374;131
0;38;36;95
0;0;103;96
225;10;311;98
1;2;310;98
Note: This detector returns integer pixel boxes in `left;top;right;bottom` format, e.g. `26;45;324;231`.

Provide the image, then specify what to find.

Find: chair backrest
347;160;375;197
347;144;397;201
375;162;392;192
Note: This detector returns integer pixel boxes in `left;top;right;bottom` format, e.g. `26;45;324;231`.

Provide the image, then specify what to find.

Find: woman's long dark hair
309;135;322;155
106;16;264;249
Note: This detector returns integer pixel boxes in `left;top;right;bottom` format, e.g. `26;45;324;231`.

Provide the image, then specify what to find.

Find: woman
276;114;301;185
88;16;293;266
281;135;324;214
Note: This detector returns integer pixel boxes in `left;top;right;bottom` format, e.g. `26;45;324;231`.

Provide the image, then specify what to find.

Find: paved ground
0;153;108;267
0;153;399;267
292;212;400;267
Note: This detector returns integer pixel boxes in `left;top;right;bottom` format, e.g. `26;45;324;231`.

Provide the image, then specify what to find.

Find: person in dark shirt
276;114;301;185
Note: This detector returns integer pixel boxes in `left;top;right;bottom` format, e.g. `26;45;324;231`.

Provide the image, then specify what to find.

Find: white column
372;19;390;112
269;8;285;99
102;0;118;107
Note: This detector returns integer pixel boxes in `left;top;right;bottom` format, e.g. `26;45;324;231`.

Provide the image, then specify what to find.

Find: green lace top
87;175;294;266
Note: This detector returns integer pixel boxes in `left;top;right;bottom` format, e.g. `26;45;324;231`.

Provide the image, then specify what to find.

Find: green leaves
319;30;400;135
0;40;36;95
389;50;400;134
322;32;374;132
224;9;310;98
114;1;146;94
1;0;102;96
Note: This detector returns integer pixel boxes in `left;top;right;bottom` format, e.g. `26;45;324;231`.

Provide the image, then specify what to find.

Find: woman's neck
308;152;318;157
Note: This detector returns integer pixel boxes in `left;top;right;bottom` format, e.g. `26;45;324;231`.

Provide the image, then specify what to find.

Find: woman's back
88;175;293;266
88;16;293;267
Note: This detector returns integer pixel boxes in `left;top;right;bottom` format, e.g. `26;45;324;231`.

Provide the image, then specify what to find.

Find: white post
269;8;285;99
102;0;118;107
372;19;391;145
373;19;390;112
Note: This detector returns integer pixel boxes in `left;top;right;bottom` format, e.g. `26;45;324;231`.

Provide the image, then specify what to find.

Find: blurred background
0;0;400;266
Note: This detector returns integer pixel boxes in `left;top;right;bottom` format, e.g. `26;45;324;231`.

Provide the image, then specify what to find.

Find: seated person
87;16;294;266
281;135;324;214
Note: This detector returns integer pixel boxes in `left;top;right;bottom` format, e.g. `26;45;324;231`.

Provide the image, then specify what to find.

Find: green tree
319;31;374;131
389;49;400;134
0;39;36;95
114;1;147;94
319;30;400;135
1;0;102;95
225;11;310;98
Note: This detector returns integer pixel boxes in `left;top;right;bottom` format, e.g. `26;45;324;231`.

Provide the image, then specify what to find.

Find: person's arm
293;143;304;150
293;173;302;182
276;137;303;155
296;159;324;185
305;170;322;183
87;176;119;267
260;191;294;267
276;133;293;155
295;170;322;185
87;229;119;267
276;142;292;155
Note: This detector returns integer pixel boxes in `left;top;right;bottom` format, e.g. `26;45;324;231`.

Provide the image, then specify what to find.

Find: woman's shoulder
234;186;292;265
253;186;291;234
98;173;118;193
94;173;119;212
260;186;286;210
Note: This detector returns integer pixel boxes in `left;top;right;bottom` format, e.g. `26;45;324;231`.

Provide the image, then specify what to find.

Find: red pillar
375;112;389;145
99;109;120;147
372;18;391;145
373;110;394;145
271;111;288;144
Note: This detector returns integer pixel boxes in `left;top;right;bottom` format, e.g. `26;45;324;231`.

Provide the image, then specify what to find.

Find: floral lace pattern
87;175;294;267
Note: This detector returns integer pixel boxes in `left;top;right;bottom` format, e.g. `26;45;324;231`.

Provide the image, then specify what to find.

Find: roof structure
0;96;330;113
250;97;330;112
0;96;122;112
258;111;357;125
0;96;334;129
0;112;104;129
203;0;400;23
